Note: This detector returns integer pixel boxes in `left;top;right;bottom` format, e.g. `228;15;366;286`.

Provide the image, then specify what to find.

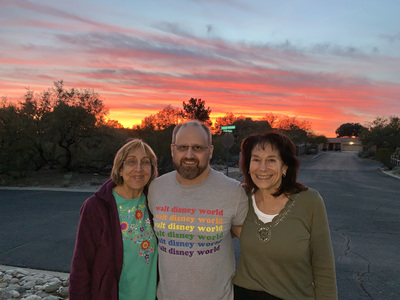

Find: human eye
125;159;137;167
192;145;202;152
141;159;152;167
178;145;189;152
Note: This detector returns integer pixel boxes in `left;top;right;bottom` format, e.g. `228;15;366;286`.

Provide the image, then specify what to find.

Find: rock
0;289;11;300
0;266;70;299
23;280;36;289
35;277;46;285
44;281;62;293
9;289;20;298
43;295;62;300
58;286;69;298
25;295;42;300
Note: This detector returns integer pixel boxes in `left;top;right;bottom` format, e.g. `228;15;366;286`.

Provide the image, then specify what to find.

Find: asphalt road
298;152;400;300
0;189;91;272
1;151;399;299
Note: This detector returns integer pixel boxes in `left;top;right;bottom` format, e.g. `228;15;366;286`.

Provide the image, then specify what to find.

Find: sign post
220;125;236;176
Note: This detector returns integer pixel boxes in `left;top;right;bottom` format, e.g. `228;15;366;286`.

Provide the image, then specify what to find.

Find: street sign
223;129;233;133
221;125;236;130
221;133;234;148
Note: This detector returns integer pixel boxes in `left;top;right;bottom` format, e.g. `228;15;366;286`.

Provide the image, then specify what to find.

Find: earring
282;173;286;177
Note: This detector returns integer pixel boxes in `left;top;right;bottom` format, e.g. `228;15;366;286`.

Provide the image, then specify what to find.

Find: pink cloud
1;4;399;138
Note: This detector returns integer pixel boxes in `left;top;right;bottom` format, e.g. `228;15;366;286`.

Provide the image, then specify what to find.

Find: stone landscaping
0;267;69;300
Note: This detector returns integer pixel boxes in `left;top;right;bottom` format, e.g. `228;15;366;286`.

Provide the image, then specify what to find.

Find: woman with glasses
69;139;158;300
233;130;337;300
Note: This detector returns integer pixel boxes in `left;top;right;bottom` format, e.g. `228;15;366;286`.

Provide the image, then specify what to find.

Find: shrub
358;149;375;158
376;148;392;169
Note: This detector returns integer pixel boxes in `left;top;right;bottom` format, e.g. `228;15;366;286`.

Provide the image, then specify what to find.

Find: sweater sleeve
69;198;102;300
309;191;338;300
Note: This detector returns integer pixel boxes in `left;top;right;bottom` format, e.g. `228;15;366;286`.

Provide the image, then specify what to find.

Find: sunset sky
1;0;399;137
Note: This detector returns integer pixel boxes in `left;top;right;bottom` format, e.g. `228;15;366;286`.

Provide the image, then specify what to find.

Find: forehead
251;143;280;156
126;147;148;158
175;125;208;145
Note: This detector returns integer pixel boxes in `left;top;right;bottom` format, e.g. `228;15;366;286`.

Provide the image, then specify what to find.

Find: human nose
259;160;268;171
184;147;195;158
134;161;144;171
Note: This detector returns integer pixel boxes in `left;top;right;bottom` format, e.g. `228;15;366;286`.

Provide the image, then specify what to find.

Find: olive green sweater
233;188;337;300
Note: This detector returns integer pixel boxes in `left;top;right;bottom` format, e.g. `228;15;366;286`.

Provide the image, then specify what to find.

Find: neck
114;185;143;199
255;188;286;202
254;189;289;215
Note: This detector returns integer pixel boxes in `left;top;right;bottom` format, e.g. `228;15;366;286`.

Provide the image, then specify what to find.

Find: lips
182;159;198;166
255;174;272;180
131;175;145;180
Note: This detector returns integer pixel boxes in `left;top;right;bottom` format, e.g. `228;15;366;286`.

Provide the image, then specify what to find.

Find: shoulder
209;169;242;188
150;171;175;186
81;180;115;213
148;171;176;195
294;188;325;210
297;188;321;199
81;194;108;216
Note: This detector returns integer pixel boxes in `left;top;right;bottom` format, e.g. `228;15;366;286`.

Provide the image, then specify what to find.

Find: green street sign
222;129;233;133
221;125;236;130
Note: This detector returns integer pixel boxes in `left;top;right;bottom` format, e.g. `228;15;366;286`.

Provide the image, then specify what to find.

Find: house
323;137;363;152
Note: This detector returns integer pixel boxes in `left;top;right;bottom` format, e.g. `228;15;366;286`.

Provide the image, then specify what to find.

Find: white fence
391;154;400;167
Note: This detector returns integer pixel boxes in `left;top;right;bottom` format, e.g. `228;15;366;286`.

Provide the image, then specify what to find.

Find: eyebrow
126;155;149;159
251;154;278;158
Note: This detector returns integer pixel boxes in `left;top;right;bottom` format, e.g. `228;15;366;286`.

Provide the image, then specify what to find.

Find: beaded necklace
252;193;297;243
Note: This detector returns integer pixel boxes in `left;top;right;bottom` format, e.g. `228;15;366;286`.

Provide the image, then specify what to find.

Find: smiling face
171;124;213;185
249;143;288;194
118;148;152;198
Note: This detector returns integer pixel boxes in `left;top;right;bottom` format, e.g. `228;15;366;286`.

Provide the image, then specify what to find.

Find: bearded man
148;120;248;300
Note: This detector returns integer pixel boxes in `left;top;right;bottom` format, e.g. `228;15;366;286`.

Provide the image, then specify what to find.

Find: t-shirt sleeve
232;186;249;226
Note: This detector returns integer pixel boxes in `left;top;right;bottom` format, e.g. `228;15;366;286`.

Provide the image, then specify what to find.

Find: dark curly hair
240;130;307;196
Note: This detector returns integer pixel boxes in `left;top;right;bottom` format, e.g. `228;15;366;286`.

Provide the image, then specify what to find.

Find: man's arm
231;225;243;238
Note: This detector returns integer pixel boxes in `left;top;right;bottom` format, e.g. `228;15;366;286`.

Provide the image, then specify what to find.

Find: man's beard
174;158;208;180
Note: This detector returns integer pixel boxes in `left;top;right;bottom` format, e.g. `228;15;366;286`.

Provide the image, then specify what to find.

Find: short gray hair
172;120;212;145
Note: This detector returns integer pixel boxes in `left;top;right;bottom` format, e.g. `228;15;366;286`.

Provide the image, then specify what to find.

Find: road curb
0;264;69;279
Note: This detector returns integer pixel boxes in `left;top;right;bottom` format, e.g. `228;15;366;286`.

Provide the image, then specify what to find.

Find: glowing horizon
1;0;399;138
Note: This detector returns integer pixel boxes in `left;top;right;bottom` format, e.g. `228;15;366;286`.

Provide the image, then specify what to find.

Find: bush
376;148;392;169
358;149;375;158
305;148;318;155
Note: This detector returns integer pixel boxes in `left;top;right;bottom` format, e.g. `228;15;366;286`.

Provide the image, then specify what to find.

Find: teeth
256;175;271;179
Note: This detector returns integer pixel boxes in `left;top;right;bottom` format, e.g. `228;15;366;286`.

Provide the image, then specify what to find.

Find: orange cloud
1;3;399;138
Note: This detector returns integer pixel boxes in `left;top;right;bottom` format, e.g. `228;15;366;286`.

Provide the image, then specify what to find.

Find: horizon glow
1;0;400;137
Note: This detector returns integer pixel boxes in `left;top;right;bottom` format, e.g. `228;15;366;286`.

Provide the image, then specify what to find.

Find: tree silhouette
335;123;365;138
138;105;183;130
0;81;126;175
182;98;212;126
212;112;246;134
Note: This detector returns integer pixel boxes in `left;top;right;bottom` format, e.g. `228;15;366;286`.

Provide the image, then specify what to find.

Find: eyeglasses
123;159;152;169
172;144;209;153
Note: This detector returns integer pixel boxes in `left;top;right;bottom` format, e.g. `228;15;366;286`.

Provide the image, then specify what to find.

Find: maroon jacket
69;179;123;300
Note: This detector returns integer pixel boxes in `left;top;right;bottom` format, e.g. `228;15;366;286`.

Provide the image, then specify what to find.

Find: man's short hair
172;120;212;145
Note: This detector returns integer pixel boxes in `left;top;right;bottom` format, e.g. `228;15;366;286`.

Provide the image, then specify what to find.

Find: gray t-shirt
148;169;248;300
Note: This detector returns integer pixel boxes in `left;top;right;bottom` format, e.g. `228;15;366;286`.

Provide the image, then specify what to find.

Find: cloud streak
1;0;399;137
